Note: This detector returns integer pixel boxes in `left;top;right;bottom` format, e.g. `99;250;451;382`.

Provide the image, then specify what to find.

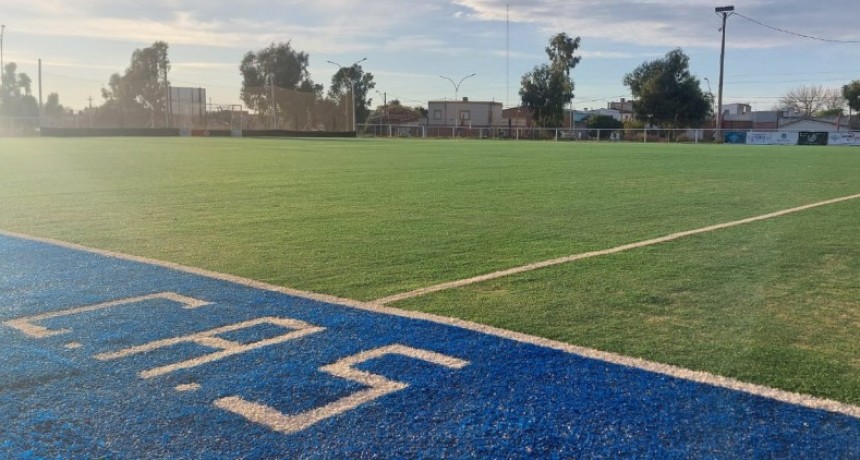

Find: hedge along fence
39;127;356;138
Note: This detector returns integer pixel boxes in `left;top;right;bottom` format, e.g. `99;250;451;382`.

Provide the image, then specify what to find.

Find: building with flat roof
427;99;503;128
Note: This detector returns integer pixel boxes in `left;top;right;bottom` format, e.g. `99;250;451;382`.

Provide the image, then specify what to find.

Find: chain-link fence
360;124;724;143
0;117;40;136
20;83;350;135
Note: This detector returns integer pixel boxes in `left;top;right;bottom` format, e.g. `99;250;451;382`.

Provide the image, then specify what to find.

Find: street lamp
439;73;476;101
715;5;734;141
327;57;367;132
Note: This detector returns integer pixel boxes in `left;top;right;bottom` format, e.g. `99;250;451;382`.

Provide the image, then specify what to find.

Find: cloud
2;0;439;51
452;0;860;49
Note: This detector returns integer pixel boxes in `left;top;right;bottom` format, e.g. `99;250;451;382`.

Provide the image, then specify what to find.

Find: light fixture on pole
715;5;734;141
327;58;368;133
439;73;476;101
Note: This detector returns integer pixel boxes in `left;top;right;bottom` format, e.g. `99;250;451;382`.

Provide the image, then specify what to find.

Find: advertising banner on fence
828;132;860;146
745;132;798;145
724;131;747;144
746;132;772;145
798;132;828;146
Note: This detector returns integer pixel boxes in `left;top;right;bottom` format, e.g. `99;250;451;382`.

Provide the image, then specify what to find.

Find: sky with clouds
2;0;859;111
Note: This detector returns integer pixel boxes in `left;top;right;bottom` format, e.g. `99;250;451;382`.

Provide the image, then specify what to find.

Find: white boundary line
375;193;860;305
1;219;859;420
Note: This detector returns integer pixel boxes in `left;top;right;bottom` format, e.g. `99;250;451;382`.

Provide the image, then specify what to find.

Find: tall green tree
43;92;66;118
239;41;322;124
520;33;581;127
843;80;860;114
546;33;582;75
99;41;171;127
127;41;171;123
587;115;623;139
623;48;711;128
0;62;38;117
327;64;375;126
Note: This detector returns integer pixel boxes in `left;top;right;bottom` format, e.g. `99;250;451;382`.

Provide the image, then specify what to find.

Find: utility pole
1;25;6;87
38;59;42;128
326;58;367;133
268;74;276;129
715;6;734;142
164;63;170;129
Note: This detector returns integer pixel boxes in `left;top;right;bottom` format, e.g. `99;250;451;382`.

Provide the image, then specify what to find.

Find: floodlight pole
715;6;734;142
440;73;476;101
327;58;367;132
440;74;476;133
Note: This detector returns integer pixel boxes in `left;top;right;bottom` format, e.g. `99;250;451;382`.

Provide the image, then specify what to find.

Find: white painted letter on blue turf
94;316;325;379
214;344;469;434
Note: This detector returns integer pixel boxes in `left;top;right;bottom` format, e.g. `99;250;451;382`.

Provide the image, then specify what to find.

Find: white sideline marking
2;194;860;421
3;292;210;338
214;345;469;434
374;193;860;305
94;317;325;379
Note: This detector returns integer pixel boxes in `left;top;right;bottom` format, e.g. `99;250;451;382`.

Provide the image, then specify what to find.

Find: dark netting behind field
33;83;351;133
240;86;350;132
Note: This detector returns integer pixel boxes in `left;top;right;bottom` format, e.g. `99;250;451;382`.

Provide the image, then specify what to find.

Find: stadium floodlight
715;5;734;142
327;58;368;133
440;73;476;101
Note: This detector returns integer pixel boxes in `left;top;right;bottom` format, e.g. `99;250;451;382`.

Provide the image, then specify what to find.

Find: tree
327;64;375;126
44;92;66;118
623;49;711;128
370;99;425;124
99;41;171;127
126;41;171;125
519;33;581;127
100;72;146;127
546;33;582;75
587;115;623;139
239;41;322;126
842;81;860;114
778;85;843;117
0;62;38;118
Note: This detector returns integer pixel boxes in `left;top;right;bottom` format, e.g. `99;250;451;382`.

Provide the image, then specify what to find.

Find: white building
779;118;841;133
427;99;503;127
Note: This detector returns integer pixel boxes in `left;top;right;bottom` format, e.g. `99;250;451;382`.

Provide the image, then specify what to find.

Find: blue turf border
1;234;858;459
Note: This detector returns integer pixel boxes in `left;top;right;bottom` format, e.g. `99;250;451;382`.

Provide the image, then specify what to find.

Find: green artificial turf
395;200;860;404
1;137;858;403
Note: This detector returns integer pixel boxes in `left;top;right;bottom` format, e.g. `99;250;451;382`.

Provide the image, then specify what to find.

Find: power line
735;12;860;44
